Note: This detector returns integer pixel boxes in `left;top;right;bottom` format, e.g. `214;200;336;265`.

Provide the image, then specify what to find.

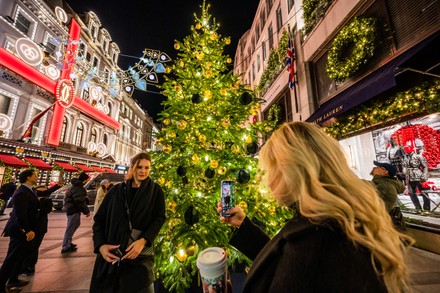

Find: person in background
369;161;405;211
90;152;165;293
218;122;413;293
21;179;64;277
0;170;39;293
0;178;17;215
404;146;430;212
61;172;91;253
93;179;111;216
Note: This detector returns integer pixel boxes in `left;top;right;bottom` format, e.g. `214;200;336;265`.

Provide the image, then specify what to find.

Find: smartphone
110;248;123;265
221;180;235;217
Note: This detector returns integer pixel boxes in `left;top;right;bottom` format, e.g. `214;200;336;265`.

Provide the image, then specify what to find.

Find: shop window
15;11;31;35
75;123;84;147
0;95;11;114
91;128;97;143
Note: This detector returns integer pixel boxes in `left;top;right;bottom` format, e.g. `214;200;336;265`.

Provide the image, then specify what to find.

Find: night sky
66;0;259;122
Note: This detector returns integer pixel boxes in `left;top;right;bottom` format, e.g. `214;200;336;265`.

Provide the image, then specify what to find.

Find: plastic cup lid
196;247;226;271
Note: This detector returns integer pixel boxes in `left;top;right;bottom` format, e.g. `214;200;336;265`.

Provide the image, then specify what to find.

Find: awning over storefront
54;161;78;172
306;35;436;124
75;163;94;172
0;154;28;168
103;168;117;174
91;165;105;173
24;157;53;170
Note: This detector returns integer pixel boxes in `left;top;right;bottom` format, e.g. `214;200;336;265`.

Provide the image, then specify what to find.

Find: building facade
0;0;156;184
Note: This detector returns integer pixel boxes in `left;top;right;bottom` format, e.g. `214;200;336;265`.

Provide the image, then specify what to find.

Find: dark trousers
0;236;31;292
22;232;45;273
408;181;431;211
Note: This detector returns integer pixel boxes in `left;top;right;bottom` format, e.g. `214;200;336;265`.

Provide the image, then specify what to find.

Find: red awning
103;167;117;174
75;163;94;172
24;157;53;170
54;161;77;172
0;154;28;168
91;165;105;172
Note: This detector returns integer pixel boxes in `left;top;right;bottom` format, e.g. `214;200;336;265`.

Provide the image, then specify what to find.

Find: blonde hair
126;152;151;180
259;122;413;293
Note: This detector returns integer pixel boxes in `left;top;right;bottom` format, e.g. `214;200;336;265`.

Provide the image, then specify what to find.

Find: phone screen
221;180;235;217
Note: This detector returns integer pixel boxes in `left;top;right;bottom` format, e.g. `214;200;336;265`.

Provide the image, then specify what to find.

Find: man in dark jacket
370;161;405;211
0;169;39;293
61;172;90;253
0;178;17;215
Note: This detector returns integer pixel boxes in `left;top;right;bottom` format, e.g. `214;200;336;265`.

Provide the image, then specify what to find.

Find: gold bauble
199;134;206;143
217;166;226;175
175;84;182;92
165;67;171;74
210;32;218;40
204;89;212;99
186;245;197;256
163;119;171;125
226;57;232;64
245;136;253;143
176;249;187;262
206;62;212;68
174;43;180;50
231;144;241;154
196;52;205;60
205;70;213;78
165;181;172;188
225;37;231;45
268;205;276;215
179;60;184;68
178;121;187;129
156;137;163;146
157;177;165;185
220;87;228;95
195;23;201;30
167;201;177;212
192;153;200;164
238;201;248;211
221;118;230;128
168;132;176;138
210;160;219;169
163;145;172;153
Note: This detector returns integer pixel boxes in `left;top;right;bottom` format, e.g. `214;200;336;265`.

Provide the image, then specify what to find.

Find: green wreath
326;17;377;82
267;104;281;123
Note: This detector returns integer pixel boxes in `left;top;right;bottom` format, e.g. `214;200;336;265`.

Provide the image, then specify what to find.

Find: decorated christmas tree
152;2;292;291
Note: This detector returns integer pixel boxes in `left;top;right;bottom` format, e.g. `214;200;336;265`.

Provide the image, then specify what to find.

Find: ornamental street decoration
15;38;44;66
0;18;121;146
55;79;75;108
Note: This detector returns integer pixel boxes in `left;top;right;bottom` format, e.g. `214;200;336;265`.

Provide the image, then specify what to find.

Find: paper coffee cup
197;247;227;293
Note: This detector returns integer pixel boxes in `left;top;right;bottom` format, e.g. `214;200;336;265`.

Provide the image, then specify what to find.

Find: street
0;210;439;292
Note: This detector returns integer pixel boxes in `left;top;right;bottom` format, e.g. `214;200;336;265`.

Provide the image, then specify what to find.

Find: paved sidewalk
0;209;440;292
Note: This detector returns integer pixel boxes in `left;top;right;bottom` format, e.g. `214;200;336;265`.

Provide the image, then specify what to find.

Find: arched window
61;117;68;142
91;128;97;143
103;133;108;146
107;102;112;116
75;122;84;146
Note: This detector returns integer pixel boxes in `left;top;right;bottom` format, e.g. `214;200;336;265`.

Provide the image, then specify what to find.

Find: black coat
64;178;90;215
230;215;388;293
90;177;166;293
2;185;39;238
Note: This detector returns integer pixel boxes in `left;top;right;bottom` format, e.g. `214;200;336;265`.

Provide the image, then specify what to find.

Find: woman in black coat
218;122;413;293
90;152;166;293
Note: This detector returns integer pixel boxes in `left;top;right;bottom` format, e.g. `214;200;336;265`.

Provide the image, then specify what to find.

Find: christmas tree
152;2;292;292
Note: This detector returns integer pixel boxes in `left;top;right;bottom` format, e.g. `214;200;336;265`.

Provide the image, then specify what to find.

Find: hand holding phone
221;180;235;217
110;248;123;265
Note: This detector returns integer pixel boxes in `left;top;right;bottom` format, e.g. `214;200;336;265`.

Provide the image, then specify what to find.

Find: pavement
0;209;439;292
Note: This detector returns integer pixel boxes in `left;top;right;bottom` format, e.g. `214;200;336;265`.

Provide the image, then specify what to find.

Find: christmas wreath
326;17;377;82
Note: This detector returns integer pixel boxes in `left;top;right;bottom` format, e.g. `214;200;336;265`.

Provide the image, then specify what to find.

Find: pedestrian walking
0;178;17;215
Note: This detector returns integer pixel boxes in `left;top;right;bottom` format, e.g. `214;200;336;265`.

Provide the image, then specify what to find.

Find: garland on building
324;80;440;139
302;0;334;35
326;17;377;82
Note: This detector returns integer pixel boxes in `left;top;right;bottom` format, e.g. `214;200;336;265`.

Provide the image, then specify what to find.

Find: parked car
50;173;125;210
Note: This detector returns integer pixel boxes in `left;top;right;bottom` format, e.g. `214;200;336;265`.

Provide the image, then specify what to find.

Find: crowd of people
0;121;432;293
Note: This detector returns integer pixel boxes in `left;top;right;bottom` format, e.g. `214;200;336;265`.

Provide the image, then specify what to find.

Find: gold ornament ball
186;245;197;256
195;23;201;30
210;32;218;40
210;160;219;169
268;206;276;215
175;84;182;92
220;87;228;95
192;153;200;164
196;52;205;60
221;118;230;128
225;37;231;45
204;89;212;99
157;177;165;185
174;43;180;50
176;250;188;262
217;166;227;175
165;181;172;188
156;138;163;146
168;132;176;138
238;201;248;211
179;60;185;68
167;201;177;212
163;145;172;153
163;119;171;125
226;57;232;64
206;62;212;68
199;134;207;143
245;136;253;143
178;121;187;129
205;70;213;78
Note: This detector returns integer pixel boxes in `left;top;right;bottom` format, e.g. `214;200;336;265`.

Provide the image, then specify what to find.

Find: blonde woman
219;122;412;293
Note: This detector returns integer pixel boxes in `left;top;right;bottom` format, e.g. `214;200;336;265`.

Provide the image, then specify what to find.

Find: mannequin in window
386;138;406;180
403;144;430;212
